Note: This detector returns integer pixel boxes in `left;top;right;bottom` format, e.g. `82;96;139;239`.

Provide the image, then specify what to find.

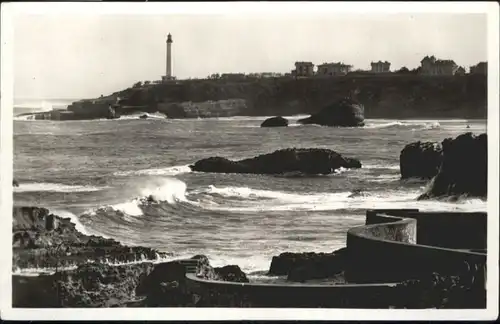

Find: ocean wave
14;182;108;193
362;163;400;170
89;177;189;217
364;121;440;130
195;185;486;213
119;112;167;120
209;114;311;122
113;165;192;177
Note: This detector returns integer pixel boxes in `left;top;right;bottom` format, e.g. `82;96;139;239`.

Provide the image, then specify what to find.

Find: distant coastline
16;74;487;121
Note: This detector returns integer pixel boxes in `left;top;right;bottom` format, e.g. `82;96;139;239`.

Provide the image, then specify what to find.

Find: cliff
32;74;487;120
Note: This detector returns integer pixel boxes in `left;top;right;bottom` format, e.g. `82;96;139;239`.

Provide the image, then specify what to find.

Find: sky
12;12;488;100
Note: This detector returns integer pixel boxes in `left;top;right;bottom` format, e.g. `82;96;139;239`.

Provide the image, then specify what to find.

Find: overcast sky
13;13;487;99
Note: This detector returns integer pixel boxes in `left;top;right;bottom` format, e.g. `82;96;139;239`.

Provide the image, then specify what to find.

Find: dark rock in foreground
297;97;365;127
13;179;19;187
268;248;348;282
12;207;169;270
12;207;250;308
140;114;148;119
400;141;443;179
260;116;289;127
190;148;362;175
418;132;487;200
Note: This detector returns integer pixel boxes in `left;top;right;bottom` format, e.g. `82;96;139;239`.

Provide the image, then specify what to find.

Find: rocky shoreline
12;206;486;308
12;132;488;308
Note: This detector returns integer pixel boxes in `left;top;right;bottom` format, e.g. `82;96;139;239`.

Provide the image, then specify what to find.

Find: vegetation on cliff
114;74;487;118
43;74;486;120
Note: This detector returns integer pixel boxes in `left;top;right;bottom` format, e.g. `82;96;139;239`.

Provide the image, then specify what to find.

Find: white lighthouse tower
162;33;174;82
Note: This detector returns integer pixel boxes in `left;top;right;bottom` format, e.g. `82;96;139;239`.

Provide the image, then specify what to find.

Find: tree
144;80;151;86
397;67;410;74
133;81;143;88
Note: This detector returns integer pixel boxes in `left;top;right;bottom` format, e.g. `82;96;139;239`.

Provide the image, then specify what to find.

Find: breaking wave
83;178;486;222
364;121;441;130
14;182;108;193
119;112;167;120
113;165;192;177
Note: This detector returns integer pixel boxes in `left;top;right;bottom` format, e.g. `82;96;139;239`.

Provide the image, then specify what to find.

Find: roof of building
421;55;437;63
371;61;391;65
317;62;352;67
434;59;457;65
295;61;314;66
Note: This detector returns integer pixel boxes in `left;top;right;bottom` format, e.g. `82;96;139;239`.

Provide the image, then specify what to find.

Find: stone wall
185;274;398;308
346;209;487;284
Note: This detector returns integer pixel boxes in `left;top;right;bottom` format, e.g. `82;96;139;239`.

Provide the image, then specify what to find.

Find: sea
13;99;488;278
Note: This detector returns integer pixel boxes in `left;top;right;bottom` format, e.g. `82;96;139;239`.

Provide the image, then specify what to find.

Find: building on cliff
370;61;391;73
455;66;466;76
292;61;315;77
420;56;459;76
316;62;353;76
162;33;175;83
470;62;487;75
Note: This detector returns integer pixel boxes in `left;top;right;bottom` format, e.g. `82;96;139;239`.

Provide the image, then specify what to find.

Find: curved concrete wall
346;209;487;284
185;273;398;308
184;208;486;307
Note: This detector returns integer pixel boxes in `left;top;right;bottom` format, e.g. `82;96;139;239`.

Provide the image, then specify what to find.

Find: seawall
184;209;487;308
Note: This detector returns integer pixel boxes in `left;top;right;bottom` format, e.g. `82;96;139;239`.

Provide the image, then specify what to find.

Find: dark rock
400;141;443;179
261;116;289;127
419;132;487;199
139;114;148;119
13;262;154;307
214;265;249;283
297;97;365;127
135;261;191;307
268;247;348;282
12;207;169;270
13;179;19;187
190;148;362;175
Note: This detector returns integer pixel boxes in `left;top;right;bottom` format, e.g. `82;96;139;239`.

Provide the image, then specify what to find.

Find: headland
25;73;487;121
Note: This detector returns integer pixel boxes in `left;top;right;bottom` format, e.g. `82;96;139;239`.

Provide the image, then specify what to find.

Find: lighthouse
166;33;173;79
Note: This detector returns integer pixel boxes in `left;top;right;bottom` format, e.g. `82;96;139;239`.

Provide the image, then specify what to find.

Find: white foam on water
14;182;108;193
363;121;441;130
113;165;192;177
200;185;486;213
99;178;190;217
119;112;167;120
362;163;400;170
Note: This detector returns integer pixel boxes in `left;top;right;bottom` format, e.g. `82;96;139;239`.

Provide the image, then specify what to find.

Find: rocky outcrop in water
268;248;348;282
418;132;487;200
400;141;443;179
260;116;289;127
12;207;170;270
190;148;362;175
297;97;365;127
